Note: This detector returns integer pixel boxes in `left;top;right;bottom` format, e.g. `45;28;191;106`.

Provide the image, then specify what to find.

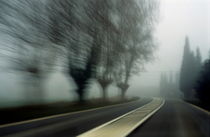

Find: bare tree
91;0;120;100
114;0;159;98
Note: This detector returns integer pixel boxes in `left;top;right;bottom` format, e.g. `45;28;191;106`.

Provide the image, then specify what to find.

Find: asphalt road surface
0;99;150;137
0;99;209;137
129;100;210;137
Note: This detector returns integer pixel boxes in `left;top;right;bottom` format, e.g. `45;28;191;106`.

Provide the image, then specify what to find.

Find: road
0;99;150;137
129;100;210;137
0;99;209;137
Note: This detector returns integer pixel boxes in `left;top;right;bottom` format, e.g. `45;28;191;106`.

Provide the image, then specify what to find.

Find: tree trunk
121;88;127;99
78;90;85;103
117;83;129;100
98;79;111;100
101;86;108;100
76;82;87;103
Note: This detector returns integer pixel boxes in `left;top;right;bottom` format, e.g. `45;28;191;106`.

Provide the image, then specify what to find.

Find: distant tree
160;71;181;98
160;72;166;96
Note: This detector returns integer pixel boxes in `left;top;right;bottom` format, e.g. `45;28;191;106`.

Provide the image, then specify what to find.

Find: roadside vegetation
0;0;159;124
179;37;210;111
0;0;159;103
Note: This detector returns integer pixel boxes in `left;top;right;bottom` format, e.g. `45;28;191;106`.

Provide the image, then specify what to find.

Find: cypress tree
180;36;192;99
195;55;210;110
180;37;203;100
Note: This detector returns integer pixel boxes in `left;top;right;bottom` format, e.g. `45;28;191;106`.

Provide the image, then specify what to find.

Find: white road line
0;99;140;128
187;103;210;115
77;98;165;137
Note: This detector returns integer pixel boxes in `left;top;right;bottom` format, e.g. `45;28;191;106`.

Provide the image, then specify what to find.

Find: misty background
0;0;209;107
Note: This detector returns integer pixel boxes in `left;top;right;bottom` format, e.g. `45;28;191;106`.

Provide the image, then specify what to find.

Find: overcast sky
130;0;210;96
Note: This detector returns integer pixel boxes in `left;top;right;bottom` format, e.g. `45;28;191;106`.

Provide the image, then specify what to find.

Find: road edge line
187;102;210;115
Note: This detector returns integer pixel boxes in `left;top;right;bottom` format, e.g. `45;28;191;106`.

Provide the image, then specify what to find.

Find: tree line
180;37;202;100
195;52;210;110
180;36;209;109
0;0;159;103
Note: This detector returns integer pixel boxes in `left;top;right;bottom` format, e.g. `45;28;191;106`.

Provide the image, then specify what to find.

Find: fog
0;0;209;107
129;0;210;97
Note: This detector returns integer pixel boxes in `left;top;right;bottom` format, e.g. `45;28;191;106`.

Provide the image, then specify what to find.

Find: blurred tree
0;0;160;103
0;0;57;103
47;0;95;102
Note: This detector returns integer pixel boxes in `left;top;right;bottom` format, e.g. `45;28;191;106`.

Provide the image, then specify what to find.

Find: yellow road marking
77;98;165;137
